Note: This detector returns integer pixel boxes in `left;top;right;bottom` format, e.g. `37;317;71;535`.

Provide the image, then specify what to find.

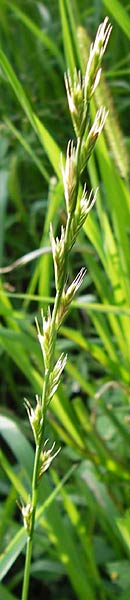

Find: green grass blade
0;582;18;599
0;326;43;392
5;0;64;71
51;387;86;450
103;0;130;39
0;49;61;177
0;450;29;501
0;415;34;477
0;170;8;266
0;465;75;581
4;117;49;181
117;510;130;553
59;0;76;74
0;527;27;582
33;114;61;178
1;289;130;317
0;486;17;542
94;140;130;304
52;468;102;594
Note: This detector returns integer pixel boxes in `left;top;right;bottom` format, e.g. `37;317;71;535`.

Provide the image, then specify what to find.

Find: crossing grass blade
1;290;130;316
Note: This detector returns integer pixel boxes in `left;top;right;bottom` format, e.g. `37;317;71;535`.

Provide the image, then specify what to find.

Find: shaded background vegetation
0;1;130;599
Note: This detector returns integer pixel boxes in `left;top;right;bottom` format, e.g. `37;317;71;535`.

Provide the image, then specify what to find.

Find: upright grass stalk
21;17;112;600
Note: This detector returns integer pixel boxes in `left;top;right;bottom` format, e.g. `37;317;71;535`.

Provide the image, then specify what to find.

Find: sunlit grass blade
116;510;130;553
1;289;130;317
94;140;130;303
32;115;61;178
103;0;130;39
59;0;76;74
51;387;87;450
0;527;27;582
60;324;120;373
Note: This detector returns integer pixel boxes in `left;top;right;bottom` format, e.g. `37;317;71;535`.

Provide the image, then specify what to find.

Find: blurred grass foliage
0;0;130;599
